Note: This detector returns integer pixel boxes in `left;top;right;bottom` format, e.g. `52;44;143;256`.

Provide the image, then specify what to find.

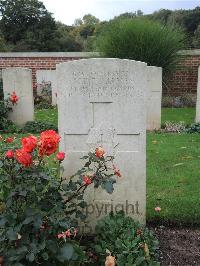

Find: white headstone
147;66;162;130
196;66;200;122
2;68;34;127
36;70;57;105
57;58;147;230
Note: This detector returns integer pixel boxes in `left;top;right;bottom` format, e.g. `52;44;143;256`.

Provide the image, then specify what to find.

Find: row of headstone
2;64;163;130
1;61;162;229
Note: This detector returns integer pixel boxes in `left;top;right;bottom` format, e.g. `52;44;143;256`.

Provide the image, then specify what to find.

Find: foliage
23;121;58;133
150;7;200;48
0;95;19;133
0;0;59;51
34;83;52;109
162;94;196;108
92;212;159;265
193;24;200;48
185;123;200;133
95;18;185;74
0;132;120;264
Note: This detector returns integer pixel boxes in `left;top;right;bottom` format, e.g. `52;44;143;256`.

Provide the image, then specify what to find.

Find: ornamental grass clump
95;18;186;75
0;131;120;265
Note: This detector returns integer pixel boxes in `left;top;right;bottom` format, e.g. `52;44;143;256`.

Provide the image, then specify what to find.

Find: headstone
2;68;34;127
147;66;162;130
196;66;200;122
57;58;147;231
36;70;57;105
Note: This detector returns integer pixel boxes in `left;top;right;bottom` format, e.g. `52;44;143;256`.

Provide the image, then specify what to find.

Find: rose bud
6;137;14;143
56;152;65;161
5;150;14;159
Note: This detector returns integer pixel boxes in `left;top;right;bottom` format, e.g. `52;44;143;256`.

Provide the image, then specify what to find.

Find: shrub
0;93;20;133
185;123;200;133
23;121;58;133
95;18;185;74
162;94;196;108
93;212;159;265
34;95;54;110
0;132;120;264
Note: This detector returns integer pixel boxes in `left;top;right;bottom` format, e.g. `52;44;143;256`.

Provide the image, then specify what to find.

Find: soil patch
152;227;200;266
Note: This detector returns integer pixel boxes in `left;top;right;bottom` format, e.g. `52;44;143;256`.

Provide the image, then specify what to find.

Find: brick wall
0;52;97;90
165;50;200;96
0;51;199;96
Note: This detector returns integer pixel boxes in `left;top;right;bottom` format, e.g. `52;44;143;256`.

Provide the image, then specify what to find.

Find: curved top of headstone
2;67;31;74
56;57;147;70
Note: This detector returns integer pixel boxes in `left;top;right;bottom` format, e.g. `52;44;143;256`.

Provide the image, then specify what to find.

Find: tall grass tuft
95;18;186;74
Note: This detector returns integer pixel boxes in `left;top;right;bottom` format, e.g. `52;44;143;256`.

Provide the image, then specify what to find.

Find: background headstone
57;58;147;230
36;70;57;105
2;67;34;127
196;66;200;122
147;66;162;130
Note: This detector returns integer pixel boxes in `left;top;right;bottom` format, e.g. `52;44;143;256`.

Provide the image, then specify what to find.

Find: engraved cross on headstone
64;101;140;156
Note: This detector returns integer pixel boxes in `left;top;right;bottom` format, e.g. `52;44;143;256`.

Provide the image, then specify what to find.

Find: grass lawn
4;107;200;225
147;133;200;225
162;107;195;125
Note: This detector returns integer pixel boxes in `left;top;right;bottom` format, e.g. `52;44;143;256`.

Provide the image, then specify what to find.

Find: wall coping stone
0;50;199;57
178;49;200;56
0;52;100;58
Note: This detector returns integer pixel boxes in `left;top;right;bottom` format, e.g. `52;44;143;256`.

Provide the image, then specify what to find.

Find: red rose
9;91;19;105
5;150;14;159
6;137;14;143
21;135;37;153
95;147;105;158
39;130;60;156
15;149;32;167
56;152;65;161
83;175;92;186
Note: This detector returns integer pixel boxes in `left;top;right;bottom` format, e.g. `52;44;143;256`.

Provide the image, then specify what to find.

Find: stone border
178;49;200;56
0;50;199;57
0;52;100;57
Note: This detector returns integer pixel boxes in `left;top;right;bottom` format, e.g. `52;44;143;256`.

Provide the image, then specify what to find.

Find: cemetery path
152;227;200;266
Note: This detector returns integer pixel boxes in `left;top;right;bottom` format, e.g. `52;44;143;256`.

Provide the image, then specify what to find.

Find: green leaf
7;228;17;240
58;243;74;261
42;252;49;260
134;256;146;265
26;252;35;262
104;181;114;194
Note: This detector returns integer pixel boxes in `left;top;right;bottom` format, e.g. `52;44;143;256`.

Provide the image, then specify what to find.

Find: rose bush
0;131;120;265
0;91;19;133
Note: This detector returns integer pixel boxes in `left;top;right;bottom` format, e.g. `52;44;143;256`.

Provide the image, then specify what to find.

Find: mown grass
162;107;195;125
3;107;200;225
147;133;200;225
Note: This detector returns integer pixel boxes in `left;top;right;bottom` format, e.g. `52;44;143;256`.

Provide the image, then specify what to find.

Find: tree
193;24;200;48
0;0;58;51
70;14;100;51
149;9;173;24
